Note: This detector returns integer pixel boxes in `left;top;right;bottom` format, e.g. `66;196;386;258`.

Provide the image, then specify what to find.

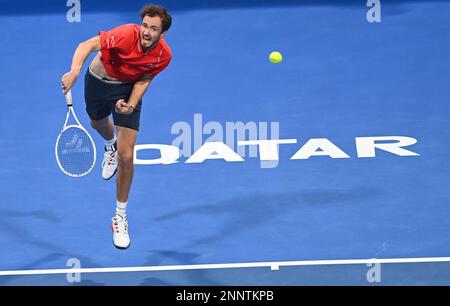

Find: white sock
116;200;127;218
105;135;117;147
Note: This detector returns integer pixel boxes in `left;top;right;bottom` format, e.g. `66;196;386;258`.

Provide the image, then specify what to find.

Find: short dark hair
140;4;172;33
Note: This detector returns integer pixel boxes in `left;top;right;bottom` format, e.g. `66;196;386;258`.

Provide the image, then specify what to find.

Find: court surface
0;0;450;285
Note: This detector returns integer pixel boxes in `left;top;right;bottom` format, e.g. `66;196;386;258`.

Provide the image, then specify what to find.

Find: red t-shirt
99;24;172;82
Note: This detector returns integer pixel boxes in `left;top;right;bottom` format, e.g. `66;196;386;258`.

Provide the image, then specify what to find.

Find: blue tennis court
1;0;450;285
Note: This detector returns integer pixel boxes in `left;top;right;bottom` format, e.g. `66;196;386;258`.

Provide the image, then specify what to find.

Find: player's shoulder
109;23;140;35
125;23;140;31
159;38;172;59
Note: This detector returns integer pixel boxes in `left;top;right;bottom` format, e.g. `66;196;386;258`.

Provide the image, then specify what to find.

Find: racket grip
65;90;73;107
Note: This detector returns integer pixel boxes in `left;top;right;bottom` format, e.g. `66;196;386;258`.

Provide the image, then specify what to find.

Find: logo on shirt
106;36;116;49
146;63;152;68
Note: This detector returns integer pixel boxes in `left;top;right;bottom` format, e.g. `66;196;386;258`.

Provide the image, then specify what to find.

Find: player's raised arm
61;35;101;94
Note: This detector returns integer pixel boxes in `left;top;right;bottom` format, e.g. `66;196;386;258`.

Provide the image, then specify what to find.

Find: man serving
61;4;172;249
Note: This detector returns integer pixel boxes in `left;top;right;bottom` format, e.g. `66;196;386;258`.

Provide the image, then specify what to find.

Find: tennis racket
55;90;96;177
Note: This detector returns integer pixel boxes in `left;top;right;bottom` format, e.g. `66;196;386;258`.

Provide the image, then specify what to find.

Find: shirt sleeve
99;24;135;52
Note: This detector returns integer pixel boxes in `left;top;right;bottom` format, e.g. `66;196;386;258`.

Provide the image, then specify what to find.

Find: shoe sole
113;241;131;250
103;167;118;181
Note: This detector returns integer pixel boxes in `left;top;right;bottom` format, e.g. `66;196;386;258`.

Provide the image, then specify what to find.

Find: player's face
140;15;165;50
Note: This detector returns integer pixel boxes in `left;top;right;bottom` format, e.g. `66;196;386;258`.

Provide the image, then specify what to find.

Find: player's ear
160;31;167;39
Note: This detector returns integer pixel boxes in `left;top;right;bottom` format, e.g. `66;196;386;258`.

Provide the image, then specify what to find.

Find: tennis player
60;4;172;249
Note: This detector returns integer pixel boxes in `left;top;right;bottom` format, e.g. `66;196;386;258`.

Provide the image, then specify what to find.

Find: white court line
1;256;450;276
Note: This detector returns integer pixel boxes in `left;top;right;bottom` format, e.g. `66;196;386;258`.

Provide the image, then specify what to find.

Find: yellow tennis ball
269;51;283;63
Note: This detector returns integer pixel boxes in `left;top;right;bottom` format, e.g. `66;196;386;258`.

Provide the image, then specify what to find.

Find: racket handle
65;90;73;107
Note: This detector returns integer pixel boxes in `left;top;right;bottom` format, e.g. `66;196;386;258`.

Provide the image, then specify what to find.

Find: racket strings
56;127;95;176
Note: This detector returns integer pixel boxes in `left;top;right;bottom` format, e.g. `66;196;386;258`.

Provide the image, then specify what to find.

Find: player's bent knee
90;118;108;129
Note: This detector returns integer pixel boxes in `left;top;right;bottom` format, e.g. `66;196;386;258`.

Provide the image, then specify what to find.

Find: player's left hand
115;99;134;115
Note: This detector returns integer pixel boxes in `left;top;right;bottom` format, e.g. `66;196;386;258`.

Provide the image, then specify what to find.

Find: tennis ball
269;51;283;64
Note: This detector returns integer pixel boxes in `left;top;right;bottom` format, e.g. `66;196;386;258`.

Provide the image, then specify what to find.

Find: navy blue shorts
84;69;142;131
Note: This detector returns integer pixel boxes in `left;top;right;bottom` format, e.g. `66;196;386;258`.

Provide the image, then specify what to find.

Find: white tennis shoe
112;215;130;249
102;144;118;180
